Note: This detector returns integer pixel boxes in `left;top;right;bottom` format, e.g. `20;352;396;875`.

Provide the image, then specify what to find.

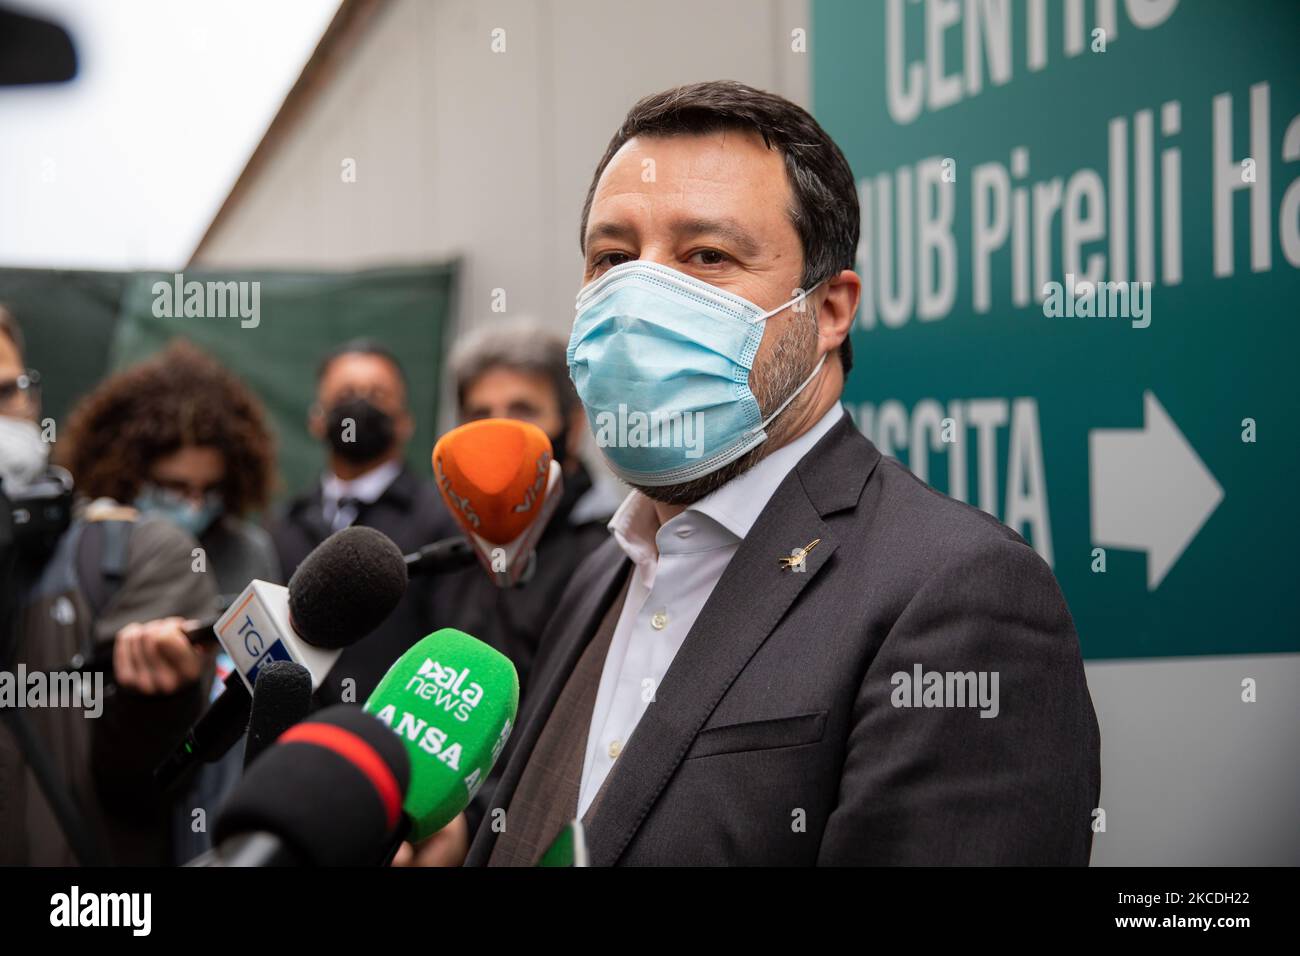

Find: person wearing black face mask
269;339;454;704
323;394;397;465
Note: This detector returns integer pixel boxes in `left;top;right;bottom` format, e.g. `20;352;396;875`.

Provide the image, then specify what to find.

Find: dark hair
448;319;579;417
316;338;408;388
579;80;859;374
60;339;276;514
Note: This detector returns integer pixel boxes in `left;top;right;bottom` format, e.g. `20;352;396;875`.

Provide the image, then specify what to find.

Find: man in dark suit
270;340;454;703
461;81;1100;867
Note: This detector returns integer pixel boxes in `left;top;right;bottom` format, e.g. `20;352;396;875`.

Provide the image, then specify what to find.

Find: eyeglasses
0;368;41;415
148;477;224;503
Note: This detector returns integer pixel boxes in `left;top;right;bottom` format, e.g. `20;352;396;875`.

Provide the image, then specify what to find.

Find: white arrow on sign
1089;391;1224;591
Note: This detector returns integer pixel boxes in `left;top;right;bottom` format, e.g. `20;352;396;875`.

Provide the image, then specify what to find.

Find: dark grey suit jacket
466;415;1101;865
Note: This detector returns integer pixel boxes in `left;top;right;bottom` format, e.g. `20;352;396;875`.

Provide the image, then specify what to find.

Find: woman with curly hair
60;339;283;864
60;338;281;598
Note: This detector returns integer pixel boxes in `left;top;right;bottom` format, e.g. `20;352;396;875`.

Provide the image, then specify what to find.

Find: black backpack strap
76;518;132;619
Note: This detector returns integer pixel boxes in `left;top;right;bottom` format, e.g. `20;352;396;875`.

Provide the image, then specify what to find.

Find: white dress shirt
576;402;845;818
320;458;402;532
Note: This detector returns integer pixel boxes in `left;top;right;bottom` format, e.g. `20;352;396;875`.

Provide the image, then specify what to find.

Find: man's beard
630;305;821;507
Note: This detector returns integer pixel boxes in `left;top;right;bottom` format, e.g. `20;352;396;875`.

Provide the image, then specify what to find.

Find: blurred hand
112;617;212;695
391;812;470;867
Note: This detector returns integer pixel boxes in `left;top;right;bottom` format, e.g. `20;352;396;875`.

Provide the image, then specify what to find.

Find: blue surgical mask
134;484;223;538
568;260;824;487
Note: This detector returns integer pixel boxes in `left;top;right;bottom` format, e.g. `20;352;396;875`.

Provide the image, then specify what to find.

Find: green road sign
813;0;1299;658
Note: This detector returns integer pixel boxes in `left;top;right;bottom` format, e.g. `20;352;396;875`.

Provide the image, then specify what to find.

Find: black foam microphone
156;527;408;792
195;705;411;867
285;526;409;651
243;660;313;769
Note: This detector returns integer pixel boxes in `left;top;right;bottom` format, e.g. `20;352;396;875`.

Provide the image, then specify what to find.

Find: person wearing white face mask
0;380;47;489
455;82;1099;868
0;306;218;866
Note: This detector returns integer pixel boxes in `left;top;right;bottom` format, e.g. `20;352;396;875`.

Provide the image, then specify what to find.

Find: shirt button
650;610;668;630
608;739;623;759
675;526;693;538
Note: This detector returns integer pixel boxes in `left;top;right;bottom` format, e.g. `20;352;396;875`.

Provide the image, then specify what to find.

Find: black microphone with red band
195;705;411;867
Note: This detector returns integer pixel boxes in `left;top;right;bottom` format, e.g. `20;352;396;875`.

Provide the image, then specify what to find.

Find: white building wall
193;0;812;348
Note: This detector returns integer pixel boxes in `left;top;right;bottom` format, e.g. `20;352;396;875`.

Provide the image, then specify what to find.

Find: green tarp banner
0;268;128;423
110;264;457;502
813;0;1299;658
0;262;457;505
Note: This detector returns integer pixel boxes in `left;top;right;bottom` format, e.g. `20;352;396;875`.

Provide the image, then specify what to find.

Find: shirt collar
321;458;403;507
607;401;845;576
691;402;844;540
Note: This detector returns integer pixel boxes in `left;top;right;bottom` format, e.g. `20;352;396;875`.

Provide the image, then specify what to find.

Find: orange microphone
431;418;564;587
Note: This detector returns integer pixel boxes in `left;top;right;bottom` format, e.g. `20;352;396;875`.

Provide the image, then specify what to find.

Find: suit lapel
291;486;333;547
467;541;630;863
583;415;880;865
582;479;834;865
470;417;881;866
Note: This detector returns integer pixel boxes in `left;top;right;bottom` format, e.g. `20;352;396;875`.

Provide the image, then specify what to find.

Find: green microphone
364;628;518;845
